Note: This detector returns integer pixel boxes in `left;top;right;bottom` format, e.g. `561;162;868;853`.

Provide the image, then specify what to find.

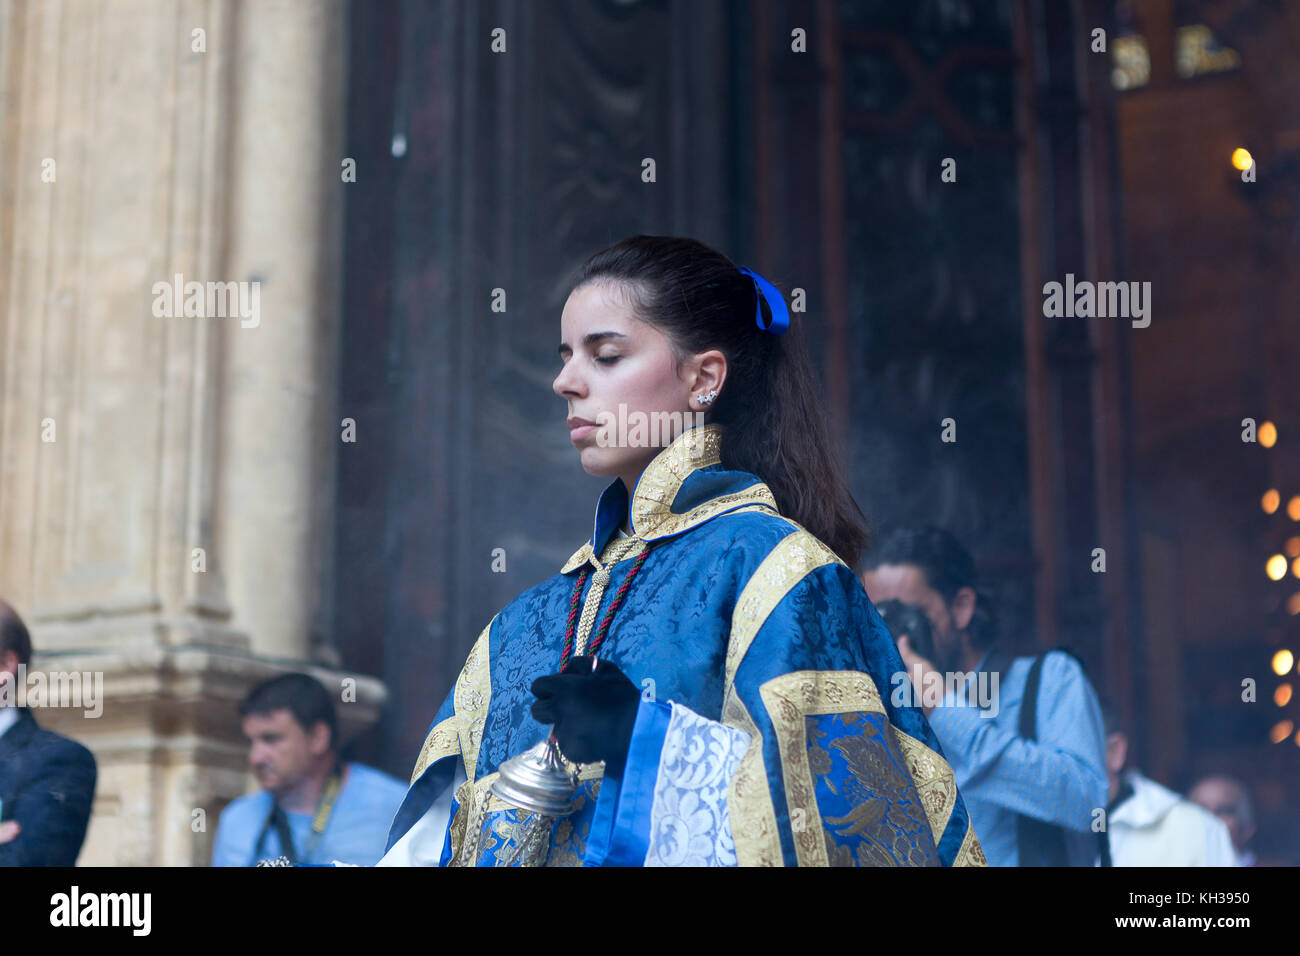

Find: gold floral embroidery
723;688;784;866
891;726;959;844
721;531;844;867
637;483;779;539
446;774;484;866
561;543;594;575
953;818;987;866
821;726;940;866
629;425;724;535
758;671;887;866
760;670;949;867
410;616;496;783
725;529;842;693
447;764;607;866
410;716;459;784
455;618;495;781
559;425;781;574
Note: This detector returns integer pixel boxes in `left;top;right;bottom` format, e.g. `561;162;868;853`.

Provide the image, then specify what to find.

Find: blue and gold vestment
383;424;985;866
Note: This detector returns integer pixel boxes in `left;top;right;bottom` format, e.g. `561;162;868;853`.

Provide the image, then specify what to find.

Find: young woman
379;236;985;867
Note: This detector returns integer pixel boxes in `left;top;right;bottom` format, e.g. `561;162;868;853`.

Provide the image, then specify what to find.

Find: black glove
530;656;641;769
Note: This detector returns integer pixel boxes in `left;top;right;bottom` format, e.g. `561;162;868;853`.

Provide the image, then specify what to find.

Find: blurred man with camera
861;527;1107;866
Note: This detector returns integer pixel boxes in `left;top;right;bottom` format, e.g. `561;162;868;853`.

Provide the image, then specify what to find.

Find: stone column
0;0;373;866
220;0;347;664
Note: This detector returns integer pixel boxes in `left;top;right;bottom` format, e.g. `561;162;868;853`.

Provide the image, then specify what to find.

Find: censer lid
490;737;579;817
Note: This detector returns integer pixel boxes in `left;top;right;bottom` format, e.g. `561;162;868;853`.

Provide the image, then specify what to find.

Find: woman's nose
553;362;584;399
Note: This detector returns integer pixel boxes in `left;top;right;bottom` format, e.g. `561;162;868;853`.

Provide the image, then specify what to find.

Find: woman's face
553;280;723;491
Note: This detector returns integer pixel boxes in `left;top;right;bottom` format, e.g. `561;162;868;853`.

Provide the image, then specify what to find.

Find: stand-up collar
561;423;779;573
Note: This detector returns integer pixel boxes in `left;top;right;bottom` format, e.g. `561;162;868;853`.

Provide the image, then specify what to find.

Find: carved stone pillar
0;0;374;865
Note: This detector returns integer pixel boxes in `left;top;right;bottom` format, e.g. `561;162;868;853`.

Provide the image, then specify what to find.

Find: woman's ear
690;349;727;396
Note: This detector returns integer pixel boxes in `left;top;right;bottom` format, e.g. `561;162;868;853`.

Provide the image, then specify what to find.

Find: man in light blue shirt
212;673;407;867
862;527;1107;866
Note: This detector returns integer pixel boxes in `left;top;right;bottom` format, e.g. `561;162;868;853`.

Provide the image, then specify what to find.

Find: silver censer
484;732;580;866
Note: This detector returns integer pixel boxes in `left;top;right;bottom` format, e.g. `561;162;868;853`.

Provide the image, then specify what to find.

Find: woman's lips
569;423;597;441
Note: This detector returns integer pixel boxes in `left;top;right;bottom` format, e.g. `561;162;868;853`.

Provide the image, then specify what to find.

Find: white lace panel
645;703;752;867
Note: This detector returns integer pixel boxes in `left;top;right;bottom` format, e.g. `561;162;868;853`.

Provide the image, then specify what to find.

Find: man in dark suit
0;600;97;866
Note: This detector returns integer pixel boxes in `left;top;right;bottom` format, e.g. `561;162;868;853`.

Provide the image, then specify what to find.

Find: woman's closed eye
595;354;621;365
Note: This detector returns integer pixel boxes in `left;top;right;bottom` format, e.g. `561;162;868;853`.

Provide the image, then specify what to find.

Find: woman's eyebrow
557;331;628;356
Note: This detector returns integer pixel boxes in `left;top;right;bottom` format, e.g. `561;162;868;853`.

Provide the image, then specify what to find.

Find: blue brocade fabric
387;424;986;867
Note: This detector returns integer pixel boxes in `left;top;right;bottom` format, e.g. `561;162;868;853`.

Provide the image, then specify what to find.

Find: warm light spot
1273;649;1295;675
1270;719;1294;743
1259;421;1277;447
1112;35;1151;90
1268;554;1288;580
1294;557;1300;578
1289;497;1300;521
1288;593;1300;616
1263;489;1281;513
1286;537;1300;558
1232;147;1254;171
1276;684;1293;706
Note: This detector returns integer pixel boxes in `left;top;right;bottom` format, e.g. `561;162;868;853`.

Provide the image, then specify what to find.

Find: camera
874;599;936;663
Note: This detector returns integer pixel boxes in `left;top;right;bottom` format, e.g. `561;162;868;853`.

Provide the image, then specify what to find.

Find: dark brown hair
240;673;338;750
572;235;869;567
0;599;33;668
861;526;998;649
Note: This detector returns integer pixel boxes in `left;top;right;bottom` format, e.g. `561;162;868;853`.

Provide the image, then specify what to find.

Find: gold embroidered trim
638;483;779;539
561;543;594;575
758;670;889;867
721;526;846;867
953;818;988;866
455;618;495;781
446;778;473;865
725;528;842;694
410;616;497;783
724;688;784;866
722;503;779;519
891;726;959;845
410;716;460;785
559;425;782;573
447;762;609;866
630;426;724;538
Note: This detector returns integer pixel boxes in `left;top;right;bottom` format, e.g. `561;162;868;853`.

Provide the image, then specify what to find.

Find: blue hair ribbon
738;267;790;336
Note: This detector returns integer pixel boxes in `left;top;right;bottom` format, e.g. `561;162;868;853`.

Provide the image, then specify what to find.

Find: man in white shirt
1100;699;1235;866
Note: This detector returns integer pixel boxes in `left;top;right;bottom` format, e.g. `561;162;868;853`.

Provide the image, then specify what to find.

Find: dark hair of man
239;673;337;751
0;600;33;668
860;526;997;649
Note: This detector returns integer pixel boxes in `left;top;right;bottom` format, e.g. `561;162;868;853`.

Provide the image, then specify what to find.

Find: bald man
1189;775;1257;867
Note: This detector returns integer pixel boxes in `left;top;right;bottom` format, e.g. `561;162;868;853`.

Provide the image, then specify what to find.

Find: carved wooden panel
337;0;735;768
836;0;1035;648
